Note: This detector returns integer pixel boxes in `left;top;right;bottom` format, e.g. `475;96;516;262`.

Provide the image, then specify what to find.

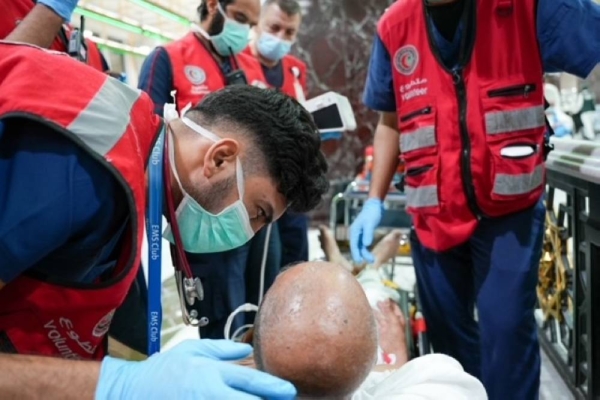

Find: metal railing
538;138;600;399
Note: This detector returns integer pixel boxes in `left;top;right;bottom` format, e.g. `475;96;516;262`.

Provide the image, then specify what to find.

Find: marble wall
293;0;394;221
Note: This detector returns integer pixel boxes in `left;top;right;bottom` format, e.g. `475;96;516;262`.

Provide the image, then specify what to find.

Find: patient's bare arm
318;225;403;273
318;225;355;272
375;300;409;368
371;230;403;270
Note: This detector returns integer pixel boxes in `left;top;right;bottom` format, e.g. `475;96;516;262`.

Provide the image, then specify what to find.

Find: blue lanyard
147;128;165;356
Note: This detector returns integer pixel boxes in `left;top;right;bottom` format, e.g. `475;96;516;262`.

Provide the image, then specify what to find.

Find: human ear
206;0;219;16
202;139;240;178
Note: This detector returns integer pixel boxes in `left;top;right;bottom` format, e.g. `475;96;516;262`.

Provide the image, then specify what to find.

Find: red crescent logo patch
394;45;419;76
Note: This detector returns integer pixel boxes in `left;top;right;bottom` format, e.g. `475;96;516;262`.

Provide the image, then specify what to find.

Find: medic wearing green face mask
140;0;265;113
156;86;328;259
163;116;255;253
195;2;252;56
137;0;270;343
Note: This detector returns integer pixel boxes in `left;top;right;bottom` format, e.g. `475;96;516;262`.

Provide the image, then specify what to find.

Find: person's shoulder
238;50;262;67
283;54;306;69
377;0;416;33
162;32;196;52
240;46;254;58
238;51;264;75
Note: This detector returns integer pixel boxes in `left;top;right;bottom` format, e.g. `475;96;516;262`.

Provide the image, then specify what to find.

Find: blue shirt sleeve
537;0;600;78
0;119;123;283
363;34;397;113
138;47;173;116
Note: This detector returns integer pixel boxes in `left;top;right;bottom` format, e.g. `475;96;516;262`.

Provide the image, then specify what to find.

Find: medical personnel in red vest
245;0;306;102
0;41;328;398
138;0;271;342
350;0;600;399
139;0;264;114
1;0;110;73
243;0;310;312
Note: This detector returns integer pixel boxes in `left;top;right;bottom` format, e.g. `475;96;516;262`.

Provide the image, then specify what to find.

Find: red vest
243;47;307;100
0;42;162;359
279;55;307;100
378;0;545;251
86;39;107;72
164;33;265;111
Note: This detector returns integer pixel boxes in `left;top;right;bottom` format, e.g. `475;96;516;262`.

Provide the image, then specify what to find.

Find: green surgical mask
208;3;251;56
163;117;254;253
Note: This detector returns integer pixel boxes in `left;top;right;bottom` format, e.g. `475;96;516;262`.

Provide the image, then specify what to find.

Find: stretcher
328;179;431;358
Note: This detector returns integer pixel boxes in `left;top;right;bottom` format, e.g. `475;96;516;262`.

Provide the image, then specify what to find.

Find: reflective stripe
68;78;142;155
406;185;439;208
485;105;545;135
400;126;436;153
493;164;544;196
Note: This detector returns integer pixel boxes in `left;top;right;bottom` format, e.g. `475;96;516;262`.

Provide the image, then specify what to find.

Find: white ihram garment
353;269;487;399
352;354;488;400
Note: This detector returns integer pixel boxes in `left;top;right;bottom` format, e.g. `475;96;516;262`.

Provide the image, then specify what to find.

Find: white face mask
163;117;255;253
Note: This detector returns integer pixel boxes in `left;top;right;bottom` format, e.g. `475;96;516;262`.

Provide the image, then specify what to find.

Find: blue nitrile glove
350;198;384;264
553;125;571;138
38;0;79;21
95;340;297;400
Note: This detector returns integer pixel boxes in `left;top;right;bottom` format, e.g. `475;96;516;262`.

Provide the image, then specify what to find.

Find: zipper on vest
488;84;536;98
453;68;483;220
400;106;432;123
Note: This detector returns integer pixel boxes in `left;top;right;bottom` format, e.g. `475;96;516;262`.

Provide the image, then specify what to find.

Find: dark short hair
187;85;329;213
263;0;302;16
197;0;234;21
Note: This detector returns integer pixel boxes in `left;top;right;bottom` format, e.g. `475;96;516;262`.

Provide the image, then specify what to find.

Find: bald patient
253;261;378;399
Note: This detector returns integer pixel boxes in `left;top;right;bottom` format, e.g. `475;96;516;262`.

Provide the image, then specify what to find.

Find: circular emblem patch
184;66;206;85
394;45;419;76
92;309;115;338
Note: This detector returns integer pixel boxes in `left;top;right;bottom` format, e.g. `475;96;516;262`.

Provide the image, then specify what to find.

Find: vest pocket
398;100;437;160
482;86;546;202
399;99;440;214
404;156;440;214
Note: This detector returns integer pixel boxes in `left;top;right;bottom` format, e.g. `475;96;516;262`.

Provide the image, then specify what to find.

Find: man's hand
350;112;399;264
96;339;296;400
38;0;80;21
350;198;384;263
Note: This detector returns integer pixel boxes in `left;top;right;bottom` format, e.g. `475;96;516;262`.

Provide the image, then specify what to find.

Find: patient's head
253;261;378;399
